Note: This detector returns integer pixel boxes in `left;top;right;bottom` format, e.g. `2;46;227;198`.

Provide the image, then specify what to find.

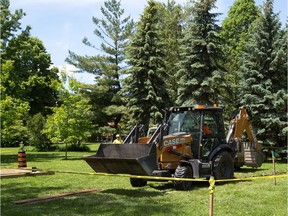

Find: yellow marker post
208;176;215;216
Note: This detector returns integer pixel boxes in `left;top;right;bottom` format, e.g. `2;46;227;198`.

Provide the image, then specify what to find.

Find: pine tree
238;0;287;146
123;0;171;130
66;0;134;135
157;0;184;103
176;0;226;106
0;0;29;50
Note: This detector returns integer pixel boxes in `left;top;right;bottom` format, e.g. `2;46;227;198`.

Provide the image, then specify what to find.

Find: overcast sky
9;0;287;83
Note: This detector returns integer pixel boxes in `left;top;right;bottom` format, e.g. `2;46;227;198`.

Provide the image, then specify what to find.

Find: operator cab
167;106;226;159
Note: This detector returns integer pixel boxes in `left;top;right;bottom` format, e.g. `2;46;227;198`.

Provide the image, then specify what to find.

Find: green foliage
0;95;29;147
238;0;287;146
123;0;171;130
44;79;94;147
27;113;54;151
66;0;134;136
219;0;260;116
220;0;260;61
157;1;184;102
2;31;60;116
176;0;226;106
0;60;29;146
0;0;29;49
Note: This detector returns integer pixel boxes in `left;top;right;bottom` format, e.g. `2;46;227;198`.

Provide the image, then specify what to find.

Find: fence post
272;150;276;185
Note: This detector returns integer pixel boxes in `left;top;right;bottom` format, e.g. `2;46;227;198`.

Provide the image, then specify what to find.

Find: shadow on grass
1;154;86;165
235;167;267;173
149;181;210;191
2;186;177;216
102;188;164;197
1;181;68;202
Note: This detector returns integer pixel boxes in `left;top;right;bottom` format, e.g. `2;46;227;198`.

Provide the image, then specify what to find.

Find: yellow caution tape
215;174;288;182
208;176;215;194
17;167;287;183
51;170;288;183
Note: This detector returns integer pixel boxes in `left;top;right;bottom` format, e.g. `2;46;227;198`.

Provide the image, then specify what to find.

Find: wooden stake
209;193;213;216
272;151;276;185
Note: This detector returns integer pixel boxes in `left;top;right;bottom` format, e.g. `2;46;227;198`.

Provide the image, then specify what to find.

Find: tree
27;113;53;150
0;60;30;146
44;78;94;149
220;0;260;64
219;0;260;113
66;0;134;136
176;0;226;106
2;31;60;116
123;0;171;130
0;0;30;50
238;0;287;146
157;0;184;102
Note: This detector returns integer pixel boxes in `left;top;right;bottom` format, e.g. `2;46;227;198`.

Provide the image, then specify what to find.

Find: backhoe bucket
84;143;157;176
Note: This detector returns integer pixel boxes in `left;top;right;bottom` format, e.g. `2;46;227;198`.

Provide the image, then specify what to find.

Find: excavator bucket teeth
84;143;157;176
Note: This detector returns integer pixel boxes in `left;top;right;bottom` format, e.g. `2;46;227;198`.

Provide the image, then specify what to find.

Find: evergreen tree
157;0;184;103
66;0;134;135
0;0;30;50
27;113;52;150
238;0;287;146
123;0;171;130
176;0;226;106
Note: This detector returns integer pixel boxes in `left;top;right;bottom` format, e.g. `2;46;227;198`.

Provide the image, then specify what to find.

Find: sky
10;0;287;83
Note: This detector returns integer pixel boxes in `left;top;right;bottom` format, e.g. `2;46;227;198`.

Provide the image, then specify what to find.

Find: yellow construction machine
85;105;265;190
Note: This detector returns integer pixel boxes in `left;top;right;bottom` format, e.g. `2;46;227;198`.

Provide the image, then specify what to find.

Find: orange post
18;149;27;168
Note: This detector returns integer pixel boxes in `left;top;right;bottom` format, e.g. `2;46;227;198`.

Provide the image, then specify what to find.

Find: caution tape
17;167;288;183
52;170;208;182
215;174;288;182
49;169;287;183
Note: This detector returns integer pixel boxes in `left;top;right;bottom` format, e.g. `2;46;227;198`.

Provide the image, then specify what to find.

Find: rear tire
212;151;234;179
130;178;147;187
174;164;193;190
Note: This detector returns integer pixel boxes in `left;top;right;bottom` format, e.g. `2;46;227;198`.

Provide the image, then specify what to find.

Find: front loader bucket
84;143;157;176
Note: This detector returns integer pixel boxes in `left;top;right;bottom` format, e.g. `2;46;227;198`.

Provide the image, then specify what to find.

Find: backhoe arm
226;106;262;150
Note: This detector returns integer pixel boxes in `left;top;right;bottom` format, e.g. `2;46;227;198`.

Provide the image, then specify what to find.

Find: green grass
1;146;287;216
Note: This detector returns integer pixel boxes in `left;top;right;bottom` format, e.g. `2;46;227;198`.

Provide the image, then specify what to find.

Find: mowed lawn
1;146;287;216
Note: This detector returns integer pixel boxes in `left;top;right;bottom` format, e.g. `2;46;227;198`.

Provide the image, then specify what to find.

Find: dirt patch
0;168;55;179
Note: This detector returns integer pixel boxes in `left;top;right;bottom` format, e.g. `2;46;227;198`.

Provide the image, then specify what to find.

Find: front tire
212;151;234;179
130;178;147;187
174;164;193;190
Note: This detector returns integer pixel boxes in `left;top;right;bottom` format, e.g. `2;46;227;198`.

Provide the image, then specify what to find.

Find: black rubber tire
130;178;147;187
174;164;193;191
212;151;234;180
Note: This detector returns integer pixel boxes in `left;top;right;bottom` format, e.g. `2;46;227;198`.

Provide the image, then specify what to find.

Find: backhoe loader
85;105;265;190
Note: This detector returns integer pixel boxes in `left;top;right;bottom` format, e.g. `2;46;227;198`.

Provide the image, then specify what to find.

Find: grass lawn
1;145;287;216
